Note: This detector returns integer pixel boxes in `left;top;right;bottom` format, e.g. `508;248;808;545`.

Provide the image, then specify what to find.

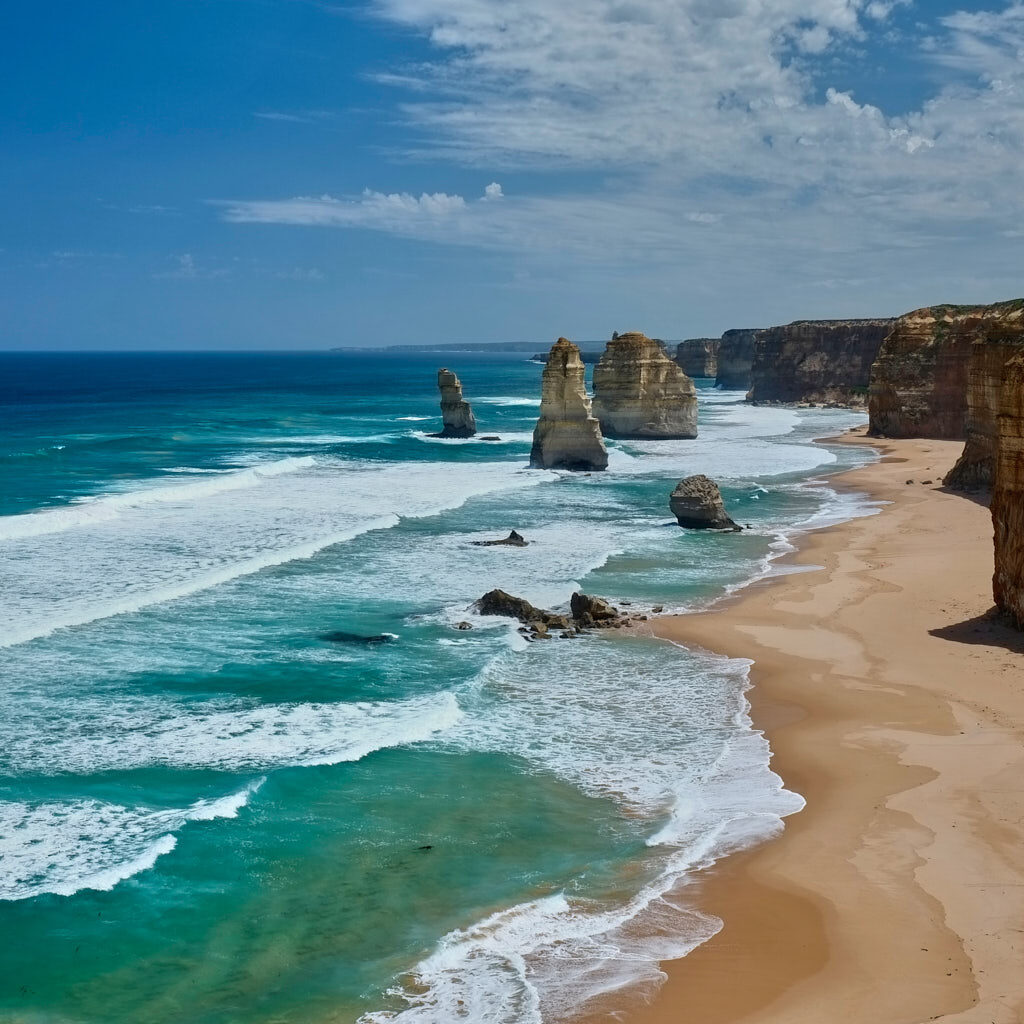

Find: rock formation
474;588;632;637
868;302;1024;439
529;338;609;471
431;368;476;438
748;318;896;406
716;329;760;389
944;304;1024;489
993;353;1024;628
669;475;740;530
471;530;528;547
592;332;698;439
675;338;720;378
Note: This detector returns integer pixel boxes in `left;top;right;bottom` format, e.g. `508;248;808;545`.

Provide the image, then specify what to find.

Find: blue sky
1;0;1021;349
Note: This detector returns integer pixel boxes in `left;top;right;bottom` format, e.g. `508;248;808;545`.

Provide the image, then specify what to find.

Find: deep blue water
0;352;876;1023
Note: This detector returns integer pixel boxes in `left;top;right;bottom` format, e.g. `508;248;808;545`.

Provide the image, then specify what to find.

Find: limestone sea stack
675;338;720;379
716;329;760;389
529;338;609;471
592;332;698;439
748;318;896;406
868;302;1022;439
432;368;476;438
670;475;740;530
993;352;1024;628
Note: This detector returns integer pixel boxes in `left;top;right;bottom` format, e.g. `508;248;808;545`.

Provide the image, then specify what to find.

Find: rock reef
675;338;719;378
474;588;635;637
868;303;1023;439
749;318;896;406
716;329;760;389
669;475;740;530
529;338;609;471
432;368;476;438
993;353;1024;628
592;332;698;439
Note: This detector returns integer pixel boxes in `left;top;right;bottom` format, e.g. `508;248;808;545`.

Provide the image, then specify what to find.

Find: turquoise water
0;353;876;1023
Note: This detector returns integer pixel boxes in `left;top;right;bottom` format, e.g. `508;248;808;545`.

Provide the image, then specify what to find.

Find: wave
411;430;534;446
2;693;463;775
0;456;317;542
474;397;541;407
0;778;265;902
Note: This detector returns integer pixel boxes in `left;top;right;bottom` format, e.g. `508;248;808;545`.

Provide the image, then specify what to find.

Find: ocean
0;351;877;1023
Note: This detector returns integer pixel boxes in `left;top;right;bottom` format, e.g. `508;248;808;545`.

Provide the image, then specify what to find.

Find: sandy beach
589;428;1024;1024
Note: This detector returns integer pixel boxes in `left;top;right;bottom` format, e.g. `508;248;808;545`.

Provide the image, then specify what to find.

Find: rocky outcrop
431;368;476;438
592;332;698;439
474;588;633;637
716;329;760;389
944;306;1024;489
471;530;528;547
748;318;896;406
669;475;740;530
993;353;1024;628
475;589;571;629
675;338;719;378
530;338;609;471
868;302;1024;439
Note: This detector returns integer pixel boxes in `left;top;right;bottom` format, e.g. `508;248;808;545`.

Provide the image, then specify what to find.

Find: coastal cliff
716;329;760;389
868;303;1024;438
593;332;698;439
675;338;719;378
943;302;1024;488
748;318;896;406
993;353;1024;628
432;368;476;438
529;338;609;471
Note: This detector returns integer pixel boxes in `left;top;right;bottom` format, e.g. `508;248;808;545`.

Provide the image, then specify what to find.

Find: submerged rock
670;475;741;530
529;338;608;471
322;631;398;644
593;332;698;439
471;530;529;547
431;368;476;438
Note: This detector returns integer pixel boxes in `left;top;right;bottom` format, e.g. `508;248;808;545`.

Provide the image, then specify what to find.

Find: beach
602;428;1024;1024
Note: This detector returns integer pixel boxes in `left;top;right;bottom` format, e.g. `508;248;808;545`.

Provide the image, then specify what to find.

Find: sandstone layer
716;329;760;389
868;302;1023;439
943;302;1024;489
529;338;609;471
993;352;1024;627
675;338;719;378
592;332;698;439
748;318;896;406
432;368;476;438
669;475;740;530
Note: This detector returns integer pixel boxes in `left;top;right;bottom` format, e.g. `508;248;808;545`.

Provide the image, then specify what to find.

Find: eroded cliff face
530;338;609;471
993;352;1024;628
943;306;1024;488
868;302;1024;438
433;368;476;438
748;318;896;405
716;329;760;389
675;338;719;379
593;332;698;439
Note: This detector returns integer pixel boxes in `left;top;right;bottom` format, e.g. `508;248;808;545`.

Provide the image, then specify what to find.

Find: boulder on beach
669;475;741;531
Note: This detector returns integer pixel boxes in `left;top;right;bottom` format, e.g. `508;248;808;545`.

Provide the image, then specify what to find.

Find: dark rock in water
570;592;619;622
417;845;433;851
475;588;628;636
472;530;528;547
476;589;550;623
669;475;741;531
455;621;473;630
479;435;502;441
322;631;398;645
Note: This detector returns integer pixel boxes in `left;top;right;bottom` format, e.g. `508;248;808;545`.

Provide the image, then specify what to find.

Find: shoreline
584;427;1024;1024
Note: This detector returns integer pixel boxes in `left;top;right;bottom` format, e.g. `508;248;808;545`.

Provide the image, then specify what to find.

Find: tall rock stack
529;338;609;471
867;303;1019;439
716;329;760;389
748;318;896;405
993;353;1024;628
433;368;476;438
593;332;698;439
943;302;1024;489
675;338;719;378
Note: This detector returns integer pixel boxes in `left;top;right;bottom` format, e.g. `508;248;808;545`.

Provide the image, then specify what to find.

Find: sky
1;0;1022;350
